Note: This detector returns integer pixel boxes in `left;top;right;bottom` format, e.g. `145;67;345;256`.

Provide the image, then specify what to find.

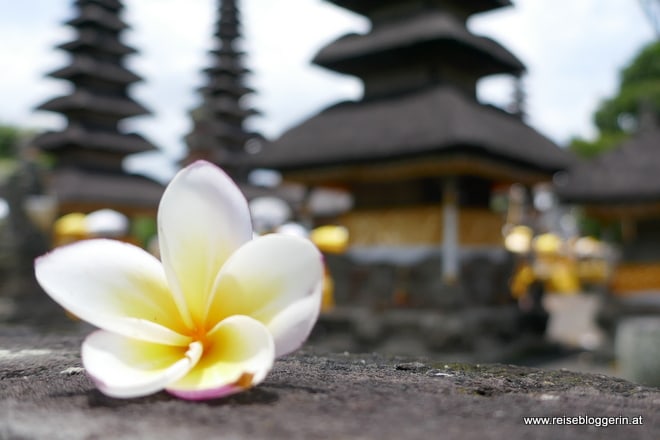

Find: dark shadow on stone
87;390;173;408
49;389;88;399
201;388;279;406
263;382;327;395
86;387;279;408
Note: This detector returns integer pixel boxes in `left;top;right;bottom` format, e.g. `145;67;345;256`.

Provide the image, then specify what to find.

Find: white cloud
472;0;654;143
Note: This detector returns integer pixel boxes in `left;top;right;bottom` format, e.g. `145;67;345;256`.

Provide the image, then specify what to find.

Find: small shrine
252;0;573;307
33;0;163;216
184;0;262;181
556;116;660;297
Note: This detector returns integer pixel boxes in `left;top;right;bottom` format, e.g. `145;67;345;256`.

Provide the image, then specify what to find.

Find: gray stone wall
325;246;515;309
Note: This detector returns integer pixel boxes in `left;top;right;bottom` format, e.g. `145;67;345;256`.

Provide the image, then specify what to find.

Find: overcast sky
0;0;655;181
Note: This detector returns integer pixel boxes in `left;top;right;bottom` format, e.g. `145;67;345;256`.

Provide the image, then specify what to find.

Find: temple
556;114;660;296
184;0;262;180
252;0;572;305
33;0;163;216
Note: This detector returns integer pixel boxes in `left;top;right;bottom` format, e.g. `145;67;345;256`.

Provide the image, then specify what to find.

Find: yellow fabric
532;233;562;255
511;264;536;299
611;262;660;295
338;206;504;246
310;226;349;254
511;258;581;297
53;213;88;246
321;270;335;312
545;260;580;294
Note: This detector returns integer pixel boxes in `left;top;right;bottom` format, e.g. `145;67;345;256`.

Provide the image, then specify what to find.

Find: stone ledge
0;329;658;440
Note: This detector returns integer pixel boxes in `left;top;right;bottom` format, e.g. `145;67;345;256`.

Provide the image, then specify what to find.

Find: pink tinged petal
34;239;190;346
166;315;275;400
82;330;202;399
158;160;253;327
206;234;324;357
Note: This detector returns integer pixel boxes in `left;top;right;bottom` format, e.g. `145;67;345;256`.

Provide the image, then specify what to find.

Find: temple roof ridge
252;84;571;177
37;89;149;119
325;0;512;20
47;56;142;85
66;2;128;32
58;28;136;55
314;9;524;78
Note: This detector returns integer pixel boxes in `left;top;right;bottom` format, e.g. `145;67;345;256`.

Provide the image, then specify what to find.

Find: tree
570;40;660;158
0;124;25;158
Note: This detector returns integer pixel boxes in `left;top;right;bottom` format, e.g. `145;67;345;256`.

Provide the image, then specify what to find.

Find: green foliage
0;124;23;158
571;41;660;158
595;75;660;134
0;158;19;183
568;132;628;158
131;216;158;247
621;41;660;85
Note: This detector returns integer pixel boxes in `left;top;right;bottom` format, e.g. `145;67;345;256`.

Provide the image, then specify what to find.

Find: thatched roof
48;56;142;85
58;28;136;56
250;85;572;184
185;0;259;167
314;11;524;77
198;78;254;98
326;0;511;17
67;2;127;31
556;128;660;204
51;168;164;215
34;129;155;155
37;90;149;119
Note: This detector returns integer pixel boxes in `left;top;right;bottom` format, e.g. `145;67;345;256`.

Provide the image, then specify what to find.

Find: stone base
1;328;657;439
311;305;553;363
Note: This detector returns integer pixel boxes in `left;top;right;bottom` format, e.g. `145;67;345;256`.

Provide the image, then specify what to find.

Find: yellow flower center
189;326;210;350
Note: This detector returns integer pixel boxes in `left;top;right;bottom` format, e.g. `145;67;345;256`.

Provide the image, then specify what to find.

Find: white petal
166;315;274;400
206;234;324;357
35;239;190;346
262;282;323;357
82;330;202;399
158;160;253;327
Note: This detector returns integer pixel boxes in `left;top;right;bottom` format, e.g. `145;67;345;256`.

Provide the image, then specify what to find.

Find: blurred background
1;0;659;386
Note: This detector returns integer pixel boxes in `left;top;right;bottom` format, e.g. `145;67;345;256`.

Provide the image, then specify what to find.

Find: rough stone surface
0;327;658;440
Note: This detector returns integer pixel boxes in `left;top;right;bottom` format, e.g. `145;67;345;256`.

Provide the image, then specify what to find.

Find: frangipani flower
35;161;323;400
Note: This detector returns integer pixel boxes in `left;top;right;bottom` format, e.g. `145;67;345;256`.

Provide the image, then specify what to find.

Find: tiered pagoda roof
314;11;524;81
253;0;571;185
185;0;261;178
34;0;162;215
255;86;568;185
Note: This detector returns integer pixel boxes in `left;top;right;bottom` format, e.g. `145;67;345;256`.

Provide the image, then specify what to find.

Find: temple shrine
253;0;572;305
184;0;262;181
33;0;163;216
556;115;660;296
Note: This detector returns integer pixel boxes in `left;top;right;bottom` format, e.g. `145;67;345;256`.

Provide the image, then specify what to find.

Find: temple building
252;0;572;305
556;114;660;296
184;0;262;181
33;0;163;216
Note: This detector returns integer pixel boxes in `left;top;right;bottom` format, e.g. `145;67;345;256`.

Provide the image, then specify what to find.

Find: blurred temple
556;111;660;297
184;0;263;181
33;0;163;216
253;0;573;310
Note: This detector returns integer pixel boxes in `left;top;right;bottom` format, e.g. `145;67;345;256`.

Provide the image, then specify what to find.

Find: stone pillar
442;178;458;284
616;316;660;386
